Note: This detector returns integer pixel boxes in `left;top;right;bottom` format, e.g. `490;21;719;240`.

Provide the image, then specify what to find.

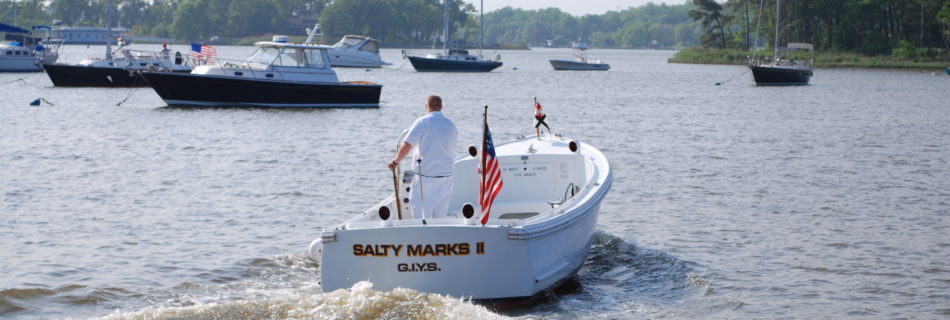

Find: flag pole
534;97;540;139
480;105;488;225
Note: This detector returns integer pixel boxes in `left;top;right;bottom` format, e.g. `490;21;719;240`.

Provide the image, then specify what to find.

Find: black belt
417;173;452;178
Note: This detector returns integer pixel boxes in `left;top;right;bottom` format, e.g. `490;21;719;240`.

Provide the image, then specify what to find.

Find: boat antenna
479;0;483;58
105;0;113;60
443;0;449;54
773;0;781;62
750;0;764;64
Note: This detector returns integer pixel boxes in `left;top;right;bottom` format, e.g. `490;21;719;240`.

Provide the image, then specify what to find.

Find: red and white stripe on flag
480;123;503;225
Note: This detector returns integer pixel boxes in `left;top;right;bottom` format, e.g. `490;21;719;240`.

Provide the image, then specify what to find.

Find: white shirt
404;111;457;177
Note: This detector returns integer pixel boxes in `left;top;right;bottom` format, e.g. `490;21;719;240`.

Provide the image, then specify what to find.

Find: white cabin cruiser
302;25;389;68
309;130;612;302
327;35;389;68
0;24;60;72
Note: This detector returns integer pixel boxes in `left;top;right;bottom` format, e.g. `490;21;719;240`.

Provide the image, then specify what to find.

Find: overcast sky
466;0;687;16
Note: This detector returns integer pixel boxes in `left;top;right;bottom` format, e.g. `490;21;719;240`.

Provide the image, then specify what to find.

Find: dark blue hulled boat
408;49;502;72
748;43;814;85
748;0;814;86
406;0;501;72
140;36;381;108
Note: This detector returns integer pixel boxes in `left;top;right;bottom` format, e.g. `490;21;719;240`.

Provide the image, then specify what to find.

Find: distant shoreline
669;48;950;70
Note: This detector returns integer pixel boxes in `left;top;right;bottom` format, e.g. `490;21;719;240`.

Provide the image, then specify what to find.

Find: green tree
688;0;731;48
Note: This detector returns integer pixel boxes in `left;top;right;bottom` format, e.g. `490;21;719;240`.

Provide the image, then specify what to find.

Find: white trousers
409;176;453;219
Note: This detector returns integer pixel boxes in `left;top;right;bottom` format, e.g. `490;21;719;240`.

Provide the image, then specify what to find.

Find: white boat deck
339;134;605;230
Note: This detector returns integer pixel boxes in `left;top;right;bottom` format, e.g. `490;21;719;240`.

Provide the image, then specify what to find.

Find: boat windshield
334;37;362;49
359;40;378;53
247;46;279;66
247;46;326;69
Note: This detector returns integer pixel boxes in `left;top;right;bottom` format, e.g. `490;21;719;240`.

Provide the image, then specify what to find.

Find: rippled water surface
2;44;949;319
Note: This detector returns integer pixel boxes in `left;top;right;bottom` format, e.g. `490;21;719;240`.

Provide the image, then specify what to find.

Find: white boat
309;131;613;302
0;24;60;72
549;42;609;71
303;24;389;68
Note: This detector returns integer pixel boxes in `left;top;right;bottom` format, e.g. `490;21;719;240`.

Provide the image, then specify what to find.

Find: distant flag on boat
480;107;504;225
190;43;217;64
534;97;549;137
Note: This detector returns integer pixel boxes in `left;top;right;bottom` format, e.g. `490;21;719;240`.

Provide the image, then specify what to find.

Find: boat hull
408;56;502;72
0;57;41;72
140;71;382;108
42;63;189;87
315;185;608;301
549;59;610;71
749;65;812;85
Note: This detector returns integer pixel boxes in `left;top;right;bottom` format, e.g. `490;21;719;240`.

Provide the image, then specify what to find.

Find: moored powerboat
0;24;60;72
302;24;389;68
327;35;389;68
309;128;612;302
42;45;192;87
140;36;381;108
549;42;609;71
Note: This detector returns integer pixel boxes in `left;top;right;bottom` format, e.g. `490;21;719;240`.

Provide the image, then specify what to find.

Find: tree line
5;0;949;56
1;0;326;43
2;0;700;48
689;0;950;55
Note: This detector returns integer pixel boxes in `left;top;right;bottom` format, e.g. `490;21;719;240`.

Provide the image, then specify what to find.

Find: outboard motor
174;51;182;65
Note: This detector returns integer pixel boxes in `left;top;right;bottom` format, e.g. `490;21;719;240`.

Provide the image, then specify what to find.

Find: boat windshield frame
246;45;329;69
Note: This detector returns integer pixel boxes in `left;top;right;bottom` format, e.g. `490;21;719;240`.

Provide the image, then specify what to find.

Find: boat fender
308;238;323;265
378;206;391;221
568;141;579;153
468;146;478;157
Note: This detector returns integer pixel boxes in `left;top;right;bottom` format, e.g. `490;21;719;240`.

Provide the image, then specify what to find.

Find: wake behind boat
140;35;381;108
309;110;612;303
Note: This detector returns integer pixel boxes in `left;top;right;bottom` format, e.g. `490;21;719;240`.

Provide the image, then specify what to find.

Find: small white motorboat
549;42;609;71
309;125;613;303
303;24;389;68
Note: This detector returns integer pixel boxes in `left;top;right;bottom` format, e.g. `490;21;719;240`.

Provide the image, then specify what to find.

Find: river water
1;44;949;319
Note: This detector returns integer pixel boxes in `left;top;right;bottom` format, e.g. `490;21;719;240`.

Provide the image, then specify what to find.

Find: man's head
426;95;443;112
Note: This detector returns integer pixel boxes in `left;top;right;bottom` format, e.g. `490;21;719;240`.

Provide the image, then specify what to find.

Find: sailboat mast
479;0;483;57
443;0;449;53
773;0;780;60
106;0;113;60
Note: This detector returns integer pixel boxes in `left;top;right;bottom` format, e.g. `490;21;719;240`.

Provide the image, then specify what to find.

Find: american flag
190;43;217;64
480;120;504;225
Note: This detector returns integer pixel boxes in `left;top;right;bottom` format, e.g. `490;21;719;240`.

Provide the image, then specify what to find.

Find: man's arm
388;141;413;170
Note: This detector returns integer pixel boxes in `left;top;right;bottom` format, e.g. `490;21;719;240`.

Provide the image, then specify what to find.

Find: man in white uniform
388;95;458;220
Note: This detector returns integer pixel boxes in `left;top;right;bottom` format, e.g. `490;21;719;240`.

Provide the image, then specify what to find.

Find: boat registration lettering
353;242;484;257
